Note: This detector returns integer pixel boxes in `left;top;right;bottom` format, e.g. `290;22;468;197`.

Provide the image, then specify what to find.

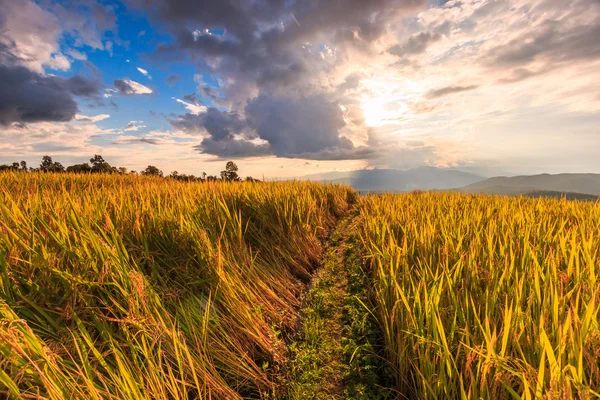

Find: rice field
1;173;599;399
356;192;600;399
0;172;353;399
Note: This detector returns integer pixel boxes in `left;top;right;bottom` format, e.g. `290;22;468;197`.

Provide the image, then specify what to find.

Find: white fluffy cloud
124;120;146;131
113;79;154;95
137;67;152;80
75;114;110;122
173;98;207;114
0;0;68;73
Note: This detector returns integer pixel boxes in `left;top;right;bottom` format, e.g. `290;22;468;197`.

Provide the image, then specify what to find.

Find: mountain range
303;167;484;192
302;168;600;198
460;173;600;197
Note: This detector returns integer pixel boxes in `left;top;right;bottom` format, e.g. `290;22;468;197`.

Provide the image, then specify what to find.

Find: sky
0;0;598;178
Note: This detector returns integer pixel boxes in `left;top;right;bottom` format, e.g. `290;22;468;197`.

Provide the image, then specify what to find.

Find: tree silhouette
90;155;113;173
39;156;65;173
143;165;163;176
1;155;257;182
66;163;92;173
0;162;21;171
40;156;53;171
220;161;240;181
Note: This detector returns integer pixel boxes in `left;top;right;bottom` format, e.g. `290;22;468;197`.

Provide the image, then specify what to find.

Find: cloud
426;85;479;99
170;94;370;160
169;108;245;139
245;95;354;158
0;64;101;125
196;137;271;158
66;49;88;61
65;75;104;97
488;21;600;67
388;31;441;56
105;40;113;56
75;113;110;122
113;79;153;95
103;88;118;98
124;0;430;161
0;116;117;158
124;120;146;131
137;67;152;79
112;136;162;145
0;0;67;73
485;19;600;81
164;74;182;86
182;93;200;104
172;97;207;114
129;0;427;101
49;0;117;51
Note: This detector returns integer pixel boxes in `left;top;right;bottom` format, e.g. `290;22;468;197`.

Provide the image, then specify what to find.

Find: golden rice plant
0;172;354;399
356;192;600;399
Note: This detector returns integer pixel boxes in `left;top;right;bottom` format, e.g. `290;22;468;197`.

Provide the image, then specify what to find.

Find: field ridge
285;214;394;399
285;216;351;399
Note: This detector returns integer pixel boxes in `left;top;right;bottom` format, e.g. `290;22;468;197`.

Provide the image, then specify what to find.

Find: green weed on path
285;215;394;400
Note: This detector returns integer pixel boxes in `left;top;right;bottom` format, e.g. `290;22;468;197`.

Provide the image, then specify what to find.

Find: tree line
0;156;257;182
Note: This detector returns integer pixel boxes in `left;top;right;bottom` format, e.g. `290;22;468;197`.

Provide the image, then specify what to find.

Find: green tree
66;163;92;173
220;161;240;181
39;156;65;173
0;163;20;171
142;165;163;177
40;156;53;171
90;155;113;173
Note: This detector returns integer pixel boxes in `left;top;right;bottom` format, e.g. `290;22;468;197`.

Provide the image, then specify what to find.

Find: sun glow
359;77;419;127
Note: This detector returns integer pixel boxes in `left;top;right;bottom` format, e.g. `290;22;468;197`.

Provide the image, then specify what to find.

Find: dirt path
285;217;352;399
283;213;394;400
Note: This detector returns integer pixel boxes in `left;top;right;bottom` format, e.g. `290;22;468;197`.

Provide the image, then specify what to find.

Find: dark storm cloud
0;64;101;125
128;0;427;89
388;31;441;56
169;108;270;159
128;0;428;160
426;85;479;99
65;75;102;96
196;137;271;158
198;86;223;104
169;94;370;160
169;108;245;139
245;95;351;157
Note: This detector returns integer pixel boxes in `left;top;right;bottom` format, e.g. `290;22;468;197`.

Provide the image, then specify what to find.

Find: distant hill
522;190;599;201
460;173;600;197
303;167;484;192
